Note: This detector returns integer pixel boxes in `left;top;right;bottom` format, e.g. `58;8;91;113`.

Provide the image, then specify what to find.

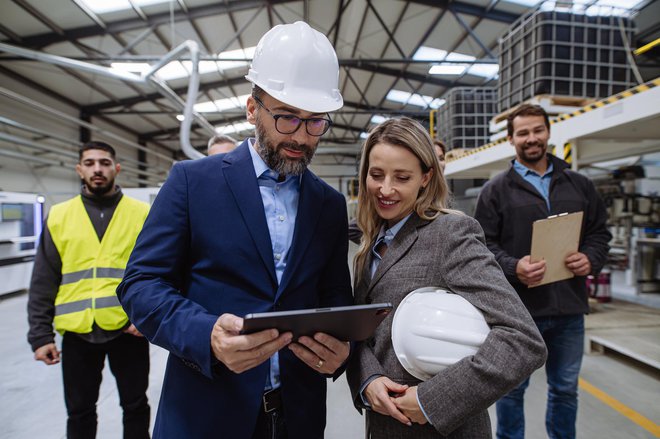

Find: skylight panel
110;62;151;75
429;65;467;75
523;0;641;14
503;0;541;6
152;47;256;81
79;0;168;14
445;52;475;62
175;94;250;120
214;122;254;135
370;115;389;125
199;95;250;112
386;90;445;109
467;64;500;78
415;46;497;78
192;101;220;113
217;47;256;71
155;61;222;81
413;47;448;61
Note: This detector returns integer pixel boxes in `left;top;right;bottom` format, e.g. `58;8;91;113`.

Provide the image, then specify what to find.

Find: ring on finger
315;359;324;368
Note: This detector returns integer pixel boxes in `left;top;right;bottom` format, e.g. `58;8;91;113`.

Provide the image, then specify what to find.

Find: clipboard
530;211;584;287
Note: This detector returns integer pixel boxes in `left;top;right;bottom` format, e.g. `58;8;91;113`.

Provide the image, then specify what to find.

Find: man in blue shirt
118;22;353;439
474;104;611;439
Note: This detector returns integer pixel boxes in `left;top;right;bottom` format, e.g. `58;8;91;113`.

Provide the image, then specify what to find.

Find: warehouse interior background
0;0;659;438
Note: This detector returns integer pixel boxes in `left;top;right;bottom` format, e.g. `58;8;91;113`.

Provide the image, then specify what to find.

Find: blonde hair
353;117;452;283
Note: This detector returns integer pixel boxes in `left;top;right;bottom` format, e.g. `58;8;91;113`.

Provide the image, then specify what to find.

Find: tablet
242;303;393;342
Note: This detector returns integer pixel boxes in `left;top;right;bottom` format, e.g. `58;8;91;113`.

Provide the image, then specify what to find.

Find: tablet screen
242;303;392;342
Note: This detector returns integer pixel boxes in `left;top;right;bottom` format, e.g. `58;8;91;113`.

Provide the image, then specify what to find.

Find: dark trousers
62;332;151;439
251;389;288;439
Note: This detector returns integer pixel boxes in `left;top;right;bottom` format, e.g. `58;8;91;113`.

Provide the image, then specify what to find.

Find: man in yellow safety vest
27;141;151;439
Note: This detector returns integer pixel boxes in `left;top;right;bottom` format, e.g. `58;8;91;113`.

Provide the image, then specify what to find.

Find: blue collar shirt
513;159;554;211
369;214;411;278
248;139;301;391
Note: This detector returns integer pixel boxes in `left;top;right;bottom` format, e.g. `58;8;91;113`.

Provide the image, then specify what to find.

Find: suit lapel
222;141;277;285
277;170;323;297
366;215;426;295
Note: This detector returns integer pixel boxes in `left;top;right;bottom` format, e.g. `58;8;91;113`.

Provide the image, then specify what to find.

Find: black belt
262;388;282;413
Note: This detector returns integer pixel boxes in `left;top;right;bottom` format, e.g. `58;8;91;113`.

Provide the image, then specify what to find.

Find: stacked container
498;10;635;112
436;87;497;150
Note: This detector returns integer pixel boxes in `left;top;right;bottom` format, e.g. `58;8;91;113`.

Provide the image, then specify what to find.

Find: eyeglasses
253;96;333;137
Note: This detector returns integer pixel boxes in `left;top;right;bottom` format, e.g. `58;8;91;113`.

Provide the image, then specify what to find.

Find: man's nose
290;124;311;144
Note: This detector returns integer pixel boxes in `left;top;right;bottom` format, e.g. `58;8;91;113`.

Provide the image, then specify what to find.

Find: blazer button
365;296;372;304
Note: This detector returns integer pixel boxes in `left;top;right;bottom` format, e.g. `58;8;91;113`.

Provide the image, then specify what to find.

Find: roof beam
350;62;472;88
405;0;519;24
13;0;299;49
0;65;176;154
81;76;247;113
80;60;469;115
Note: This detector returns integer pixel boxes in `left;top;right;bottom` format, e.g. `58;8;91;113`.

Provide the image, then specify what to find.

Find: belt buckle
262;388;280;413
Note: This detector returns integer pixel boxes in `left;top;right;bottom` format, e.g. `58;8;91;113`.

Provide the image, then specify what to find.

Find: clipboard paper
530;211;584;287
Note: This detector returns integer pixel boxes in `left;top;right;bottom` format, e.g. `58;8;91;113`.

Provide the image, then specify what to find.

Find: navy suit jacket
117;140;353;438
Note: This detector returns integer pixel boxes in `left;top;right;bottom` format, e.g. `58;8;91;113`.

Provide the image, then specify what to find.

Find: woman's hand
364;377;411;426
392;386;428;425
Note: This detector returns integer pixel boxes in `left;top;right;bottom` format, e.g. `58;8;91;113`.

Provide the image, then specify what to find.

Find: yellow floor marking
579;377;660;437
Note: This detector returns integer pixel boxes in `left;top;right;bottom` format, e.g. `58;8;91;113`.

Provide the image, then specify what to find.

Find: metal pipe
0;40;214;160
0;87;174;163
0;55;500;65
142;40;210;159
634;37;660;56
0;132;165;181
0;115;166;174
0;146;153;187
0;147;68;166
617;17;643;85
0;42;143;83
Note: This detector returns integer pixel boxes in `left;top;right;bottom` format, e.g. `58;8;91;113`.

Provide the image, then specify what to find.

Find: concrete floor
2;246;660;439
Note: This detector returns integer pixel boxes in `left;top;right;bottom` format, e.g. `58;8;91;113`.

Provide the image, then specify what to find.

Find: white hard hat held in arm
245;21;343;113
391;287;491;381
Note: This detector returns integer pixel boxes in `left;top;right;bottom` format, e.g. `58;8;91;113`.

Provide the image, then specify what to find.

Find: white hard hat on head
245;21;343;114
391;287;490;381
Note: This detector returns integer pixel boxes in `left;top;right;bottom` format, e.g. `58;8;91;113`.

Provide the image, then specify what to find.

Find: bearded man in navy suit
117;22;353;439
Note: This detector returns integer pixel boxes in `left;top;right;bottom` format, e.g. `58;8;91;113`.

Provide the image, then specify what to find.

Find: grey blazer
346;212;547;438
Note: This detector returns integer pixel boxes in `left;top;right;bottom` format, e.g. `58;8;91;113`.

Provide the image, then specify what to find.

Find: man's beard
85;176;114;196
255;118;317;176
520;142;547;164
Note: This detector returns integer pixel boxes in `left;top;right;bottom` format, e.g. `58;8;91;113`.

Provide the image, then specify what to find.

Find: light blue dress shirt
513;159;554;211
248;140;300;390
369;214;411;277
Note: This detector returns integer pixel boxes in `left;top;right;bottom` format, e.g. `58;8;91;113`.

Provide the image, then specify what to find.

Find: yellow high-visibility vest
48;195;149;334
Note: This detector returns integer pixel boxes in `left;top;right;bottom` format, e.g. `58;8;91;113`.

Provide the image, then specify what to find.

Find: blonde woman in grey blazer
346;117;547;438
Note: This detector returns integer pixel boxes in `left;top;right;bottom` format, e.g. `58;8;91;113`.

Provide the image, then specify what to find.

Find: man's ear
115;163;121;175
246;96;257;125
75;163;83;179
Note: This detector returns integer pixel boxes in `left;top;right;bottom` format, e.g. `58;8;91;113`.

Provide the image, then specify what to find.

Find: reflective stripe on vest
54;293;122;316
60;267;125;285
48;195;149;334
